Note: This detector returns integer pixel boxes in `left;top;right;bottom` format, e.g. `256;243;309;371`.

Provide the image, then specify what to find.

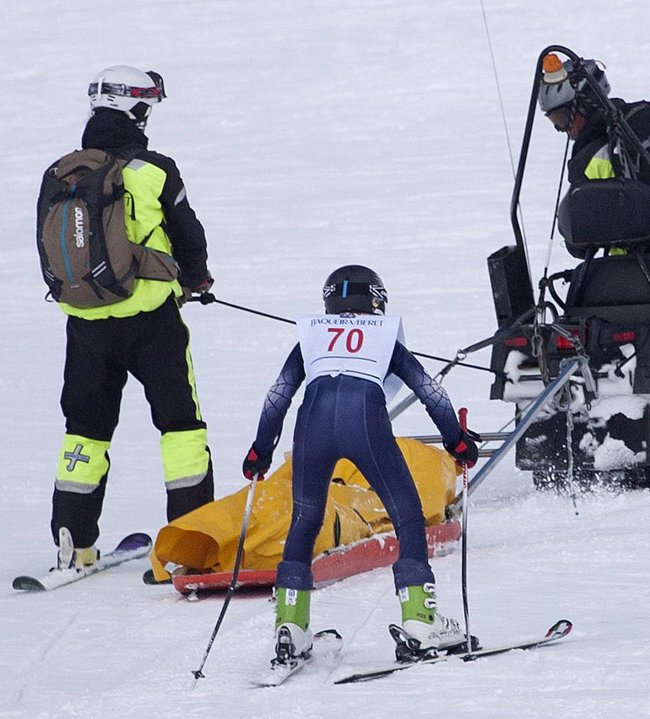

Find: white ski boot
274;623;313;661
273;588;313;664
57;527;99;570
396;582;468;658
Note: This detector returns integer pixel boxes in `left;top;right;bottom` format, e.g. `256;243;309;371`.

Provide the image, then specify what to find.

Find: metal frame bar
446;357;586;517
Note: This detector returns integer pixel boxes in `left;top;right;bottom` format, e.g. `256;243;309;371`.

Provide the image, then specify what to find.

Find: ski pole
187;292;295;325
188;293;497;375
458;407;473;656
191;475;259;687
563;389;580;516
445;357;587;516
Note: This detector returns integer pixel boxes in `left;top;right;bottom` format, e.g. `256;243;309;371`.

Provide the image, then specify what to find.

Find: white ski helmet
538;53;610;115
88;65;165;126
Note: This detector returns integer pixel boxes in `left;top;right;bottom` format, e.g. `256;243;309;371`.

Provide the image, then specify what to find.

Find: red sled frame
171;520;461;594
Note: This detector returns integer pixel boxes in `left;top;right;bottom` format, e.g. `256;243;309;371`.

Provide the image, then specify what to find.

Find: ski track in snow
2;1;650;718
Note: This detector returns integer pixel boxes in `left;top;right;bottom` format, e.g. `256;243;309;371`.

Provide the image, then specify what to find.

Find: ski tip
314;628;343;642
12;576;47;592
546;619;573;639
115;532;153;552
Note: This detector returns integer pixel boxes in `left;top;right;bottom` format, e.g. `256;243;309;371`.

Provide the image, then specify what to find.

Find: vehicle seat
564;253;650;323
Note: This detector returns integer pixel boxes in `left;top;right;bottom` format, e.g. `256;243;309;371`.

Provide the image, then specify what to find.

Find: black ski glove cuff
444;429;480;468
242;444;273;480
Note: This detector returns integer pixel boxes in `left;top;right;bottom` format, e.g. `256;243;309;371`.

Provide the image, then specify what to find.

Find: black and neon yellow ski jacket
60;108;210;319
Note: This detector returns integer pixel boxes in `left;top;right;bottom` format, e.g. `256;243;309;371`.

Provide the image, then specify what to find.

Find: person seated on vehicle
539;52;650;258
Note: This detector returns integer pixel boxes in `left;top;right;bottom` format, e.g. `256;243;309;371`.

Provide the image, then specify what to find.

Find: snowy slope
2;1;650;717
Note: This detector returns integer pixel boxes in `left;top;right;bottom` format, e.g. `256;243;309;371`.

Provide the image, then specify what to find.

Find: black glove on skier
180;272;214;302
242;444;273;480
190;273;214;294
444;429;480;468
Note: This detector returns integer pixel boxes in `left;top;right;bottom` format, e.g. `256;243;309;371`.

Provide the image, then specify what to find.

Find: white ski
252;628;343;687
12;532;152;592
334;619;573;684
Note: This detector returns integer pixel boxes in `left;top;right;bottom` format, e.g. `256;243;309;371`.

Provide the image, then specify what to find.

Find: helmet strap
127;103;152;129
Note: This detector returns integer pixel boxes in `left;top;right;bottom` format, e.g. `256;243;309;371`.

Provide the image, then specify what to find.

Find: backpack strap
114;146;170;255
116;145;143;164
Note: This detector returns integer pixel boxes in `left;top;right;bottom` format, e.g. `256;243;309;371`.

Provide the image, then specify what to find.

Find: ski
12;532;152;592
333;619;572;684
252;628;343;687
254;653;310;687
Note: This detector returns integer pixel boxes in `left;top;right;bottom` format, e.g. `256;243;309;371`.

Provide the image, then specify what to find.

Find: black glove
179;273;214;307
182;272;214;298
444;429;480;468
190;273;214;294
242;444;273;480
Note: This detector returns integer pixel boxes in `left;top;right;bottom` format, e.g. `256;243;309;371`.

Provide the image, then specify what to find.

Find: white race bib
297;314;405;400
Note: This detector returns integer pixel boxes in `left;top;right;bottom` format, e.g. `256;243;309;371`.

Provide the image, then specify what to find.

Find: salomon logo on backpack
36;148;178;308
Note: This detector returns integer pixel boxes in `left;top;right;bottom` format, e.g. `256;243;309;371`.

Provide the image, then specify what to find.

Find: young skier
242;265;479;667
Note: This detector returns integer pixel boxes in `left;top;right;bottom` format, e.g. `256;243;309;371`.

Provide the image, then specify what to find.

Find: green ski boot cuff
275;587;311;631
398;584;436;625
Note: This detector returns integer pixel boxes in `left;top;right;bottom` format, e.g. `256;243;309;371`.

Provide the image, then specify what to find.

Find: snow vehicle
487;45;650;491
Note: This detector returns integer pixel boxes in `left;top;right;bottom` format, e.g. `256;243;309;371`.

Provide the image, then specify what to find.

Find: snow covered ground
2;1;650;717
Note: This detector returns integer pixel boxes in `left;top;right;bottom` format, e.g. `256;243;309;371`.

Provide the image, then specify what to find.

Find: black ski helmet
322;265;387;315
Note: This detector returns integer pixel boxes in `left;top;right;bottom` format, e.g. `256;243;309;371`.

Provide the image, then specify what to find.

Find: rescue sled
149;437;462;592
171;521;460;594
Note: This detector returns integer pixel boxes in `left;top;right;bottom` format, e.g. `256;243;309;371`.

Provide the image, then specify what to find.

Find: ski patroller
12;532;152;592
252;629;343;687
333;619;573;684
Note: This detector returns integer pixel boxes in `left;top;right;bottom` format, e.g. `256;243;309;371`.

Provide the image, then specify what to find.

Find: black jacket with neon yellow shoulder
62;108;210;319
568;98;650;184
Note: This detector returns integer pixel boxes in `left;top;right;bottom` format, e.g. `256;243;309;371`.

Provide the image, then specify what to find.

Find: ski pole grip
188;292;217;305
459;407;468;432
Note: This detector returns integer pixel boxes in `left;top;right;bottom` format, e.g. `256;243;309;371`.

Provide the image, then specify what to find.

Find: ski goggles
545;104;573;132
88;82;162;101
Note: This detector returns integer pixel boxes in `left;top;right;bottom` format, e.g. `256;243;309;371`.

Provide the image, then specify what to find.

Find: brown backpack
36;148;178;308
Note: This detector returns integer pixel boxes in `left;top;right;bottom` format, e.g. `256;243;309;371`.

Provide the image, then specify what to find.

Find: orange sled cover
149;437;460;592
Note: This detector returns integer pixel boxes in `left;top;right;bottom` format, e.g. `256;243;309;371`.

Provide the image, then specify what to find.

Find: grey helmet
538;53;610;115
322;265;387;315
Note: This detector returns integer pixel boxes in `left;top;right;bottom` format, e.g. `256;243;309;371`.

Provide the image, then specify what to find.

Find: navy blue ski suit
251;326;463;593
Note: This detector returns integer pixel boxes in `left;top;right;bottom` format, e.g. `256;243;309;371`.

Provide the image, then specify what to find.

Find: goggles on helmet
88;82;162;100
146;71;167;100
